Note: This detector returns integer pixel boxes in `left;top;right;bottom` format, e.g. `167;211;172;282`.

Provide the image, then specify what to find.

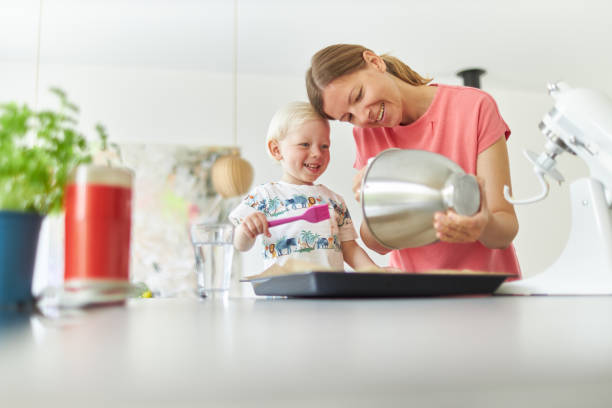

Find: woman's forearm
360;223;392;255
478;210;518;249
475;137;519;250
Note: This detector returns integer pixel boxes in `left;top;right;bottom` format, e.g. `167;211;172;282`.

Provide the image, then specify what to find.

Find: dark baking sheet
245;271;511;298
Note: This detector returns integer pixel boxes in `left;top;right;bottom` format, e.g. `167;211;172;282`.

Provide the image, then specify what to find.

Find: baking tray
245;271;511;298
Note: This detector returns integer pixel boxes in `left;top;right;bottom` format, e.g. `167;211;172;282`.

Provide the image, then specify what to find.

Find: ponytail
380;54;432;86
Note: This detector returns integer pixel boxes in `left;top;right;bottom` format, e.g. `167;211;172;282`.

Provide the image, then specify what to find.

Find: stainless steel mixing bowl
361;149;480;249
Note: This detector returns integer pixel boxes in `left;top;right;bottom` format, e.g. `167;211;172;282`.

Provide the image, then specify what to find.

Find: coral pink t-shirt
353;84;521;279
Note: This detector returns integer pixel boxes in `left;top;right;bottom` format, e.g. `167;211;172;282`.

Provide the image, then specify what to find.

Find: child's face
274;119;330;185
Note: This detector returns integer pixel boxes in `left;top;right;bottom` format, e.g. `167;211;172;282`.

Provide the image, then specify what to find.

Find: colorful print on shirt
263;231;341;259
228;182;357;271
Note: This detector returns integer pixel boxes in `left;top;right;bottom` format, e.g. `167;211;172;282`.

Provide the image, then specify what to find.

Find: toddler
228;101;380;272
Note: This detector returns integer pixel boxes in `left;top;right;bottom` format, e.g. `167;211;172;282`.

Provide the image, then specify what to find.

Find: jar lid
68;164;133;188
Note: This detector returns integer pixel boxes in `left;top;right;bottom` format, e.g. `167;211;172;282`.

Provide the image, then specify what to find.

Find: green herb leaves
0;89;106;214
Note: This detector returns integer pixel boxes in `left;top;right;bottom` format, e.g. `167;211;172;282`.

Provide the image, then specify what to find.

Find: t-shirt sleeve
333;194;358;242
476;92;511;154
228;186;268;226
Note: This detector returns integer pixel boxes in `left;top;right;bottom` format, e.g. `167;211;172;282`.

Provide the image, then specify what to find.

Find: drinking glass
190;223;234;298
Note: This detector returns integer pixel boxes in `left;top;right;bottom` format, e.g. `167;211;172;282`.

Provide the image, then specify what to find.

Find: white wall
1;1;596;287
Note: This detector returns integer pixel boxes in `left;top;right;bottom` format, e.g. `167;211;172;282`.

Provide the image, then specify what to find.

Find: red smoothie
64;183;132;282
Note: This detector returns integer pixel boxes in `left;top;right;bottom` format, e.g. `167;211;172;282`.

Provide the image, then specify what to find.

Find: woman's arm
476;136;519;248
359;223;392;255
433;137;518;249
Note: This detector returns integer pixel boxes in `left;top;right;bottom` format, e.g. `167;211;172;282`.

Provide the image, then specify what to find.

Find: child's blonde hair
266;101;328;161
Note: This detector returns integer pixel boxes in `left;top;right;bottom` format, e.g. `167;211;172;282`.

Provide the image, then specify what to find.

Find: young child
228;101;380;272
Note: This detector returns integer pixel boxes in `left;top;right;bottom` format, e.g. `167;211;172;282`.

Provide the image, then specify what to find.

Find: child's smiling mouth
304;163;322;172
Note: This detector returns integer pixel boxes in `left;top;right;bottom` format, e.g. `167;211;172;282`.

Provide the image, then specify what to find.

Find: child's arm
234;212;271;252
341;240;380;271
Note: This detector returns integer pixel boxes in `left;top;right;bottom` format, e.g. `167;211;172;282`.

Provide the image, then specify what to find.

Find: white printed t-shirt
228;181;357;271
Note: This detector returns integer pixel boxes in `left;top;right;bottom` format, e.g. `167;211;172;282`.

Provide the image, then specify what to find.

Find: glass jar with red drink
64;165;134;290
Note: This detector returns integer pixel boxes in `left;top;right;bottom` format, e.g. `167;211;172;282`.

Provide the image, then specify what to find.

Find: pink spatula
268;204;330;227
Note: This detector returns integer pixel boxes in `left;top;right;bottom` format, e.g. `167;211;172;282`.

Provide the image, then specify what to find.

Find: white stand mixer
497;82;612;295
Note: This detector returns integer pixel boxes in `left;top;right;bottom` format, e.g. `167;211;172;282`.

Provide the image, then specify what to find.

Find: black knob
457;68;486;89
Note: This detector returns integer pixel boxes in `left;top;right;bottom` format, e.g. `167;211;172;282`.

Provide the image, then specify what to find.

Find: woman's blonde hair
306;44;432;119
265;101;328;161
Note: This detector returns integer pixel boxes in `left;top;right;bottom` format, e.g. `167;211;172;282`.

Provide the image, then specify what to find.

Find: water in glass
191;223;234;298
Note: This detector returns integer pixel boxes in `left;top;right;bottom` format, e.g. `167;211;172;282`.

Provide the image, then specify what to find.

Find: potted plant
0;88;107;307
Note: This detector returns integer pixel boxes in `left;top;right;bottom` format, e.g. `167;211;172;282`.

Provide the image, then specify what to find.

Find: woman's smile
376;102;385;122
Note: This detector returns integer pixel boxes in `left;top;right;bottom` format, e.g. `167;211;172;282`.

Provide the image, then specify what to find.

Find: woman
306;44;521;278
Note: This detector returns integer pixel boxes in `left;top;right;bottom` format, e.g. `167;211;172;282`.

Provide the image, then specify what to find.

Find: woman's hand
352;166;367;201
433;178;490;244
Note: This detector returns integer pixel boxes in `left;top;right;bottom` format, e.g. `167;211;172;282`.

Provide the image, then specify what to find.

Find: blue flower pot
0;211;44;306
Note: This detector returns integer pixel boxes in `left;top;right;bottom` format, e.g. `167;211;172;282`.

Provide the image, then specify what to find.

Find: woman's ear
268;139;283;161
362;50;386;72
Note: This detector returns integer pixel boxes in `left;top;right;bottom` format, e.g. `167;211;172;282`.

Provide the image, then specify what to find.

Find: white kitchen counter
1;295;612;407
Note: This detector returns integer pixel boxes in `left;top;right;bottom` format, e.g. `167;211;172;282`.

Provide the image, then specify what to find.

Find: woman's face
320;53;405;128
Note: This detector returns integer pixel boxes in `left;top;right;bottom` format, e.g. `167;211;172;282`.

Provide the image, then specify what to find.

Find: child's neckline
276;180;321;187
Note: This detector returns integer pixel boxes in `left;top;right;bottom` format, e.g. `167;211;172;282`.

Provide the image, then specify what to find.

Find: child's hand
239;212;271;239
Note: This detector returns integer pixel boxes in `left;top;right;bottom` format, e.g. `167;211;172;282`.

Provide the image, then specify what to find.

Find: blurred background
1;0;610;290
